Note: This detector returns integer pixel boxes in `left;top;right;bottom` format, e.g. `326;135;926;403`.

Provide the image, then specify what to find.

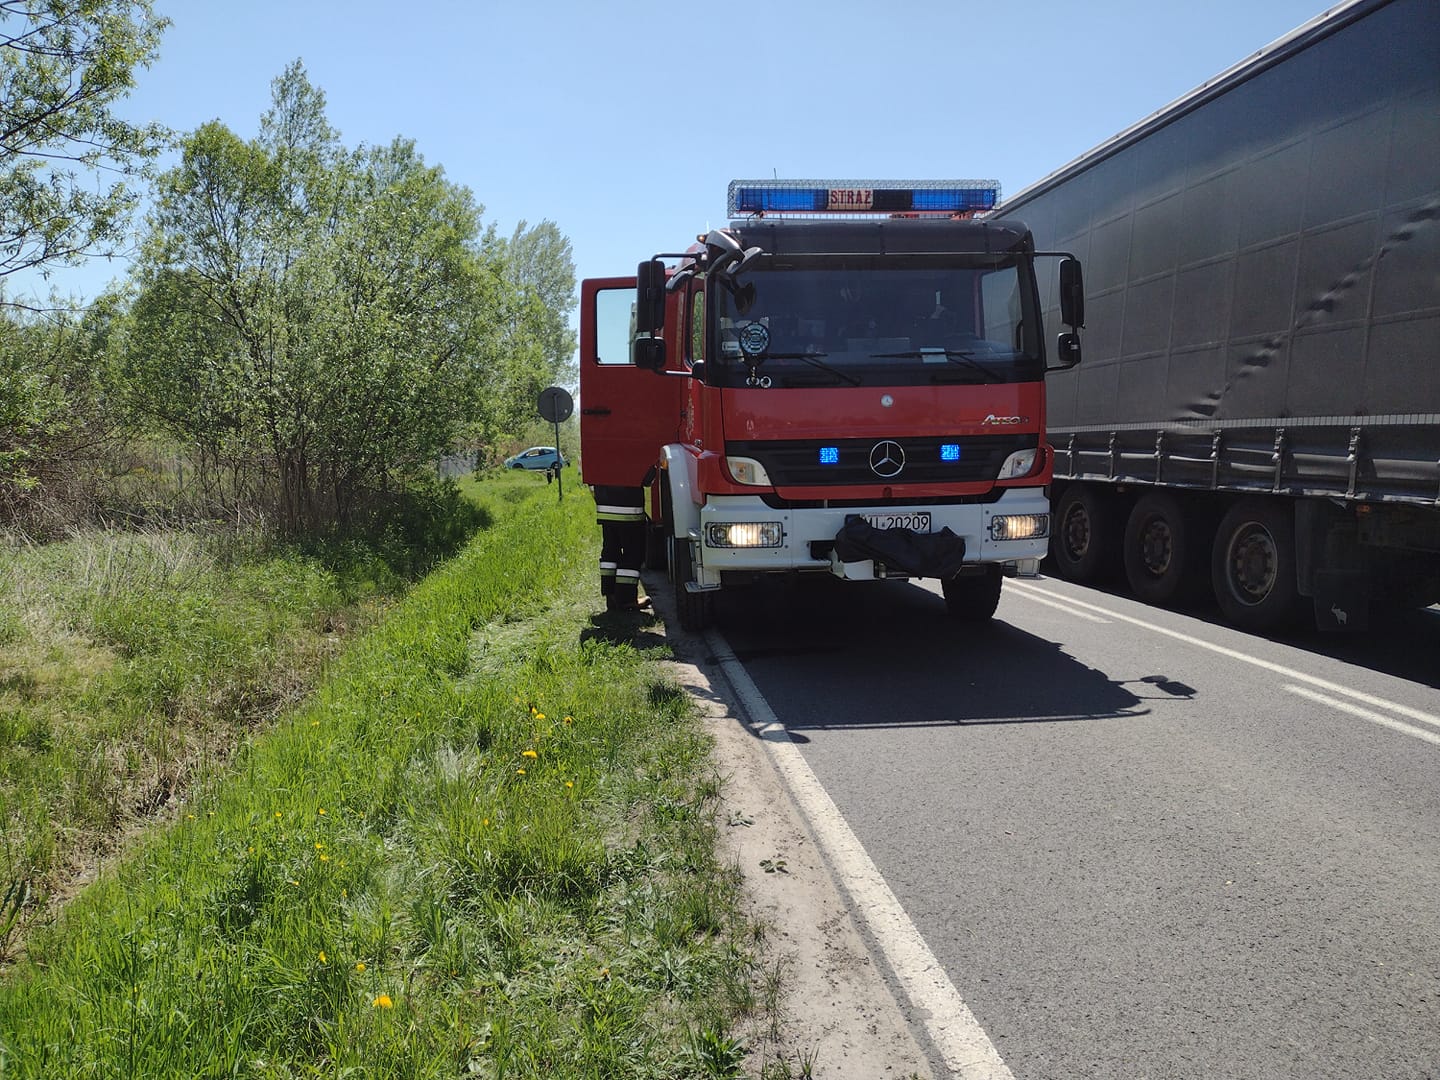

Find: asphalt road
710;575;1440;1080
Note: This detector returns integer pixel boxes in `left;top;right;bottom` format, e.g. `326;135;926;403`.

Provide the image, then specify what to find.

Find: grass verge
0;472;765;1077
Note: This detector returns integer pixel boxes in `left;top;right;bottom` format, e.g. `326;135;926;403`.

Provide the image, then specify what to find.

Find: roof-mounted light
727;179;1001;219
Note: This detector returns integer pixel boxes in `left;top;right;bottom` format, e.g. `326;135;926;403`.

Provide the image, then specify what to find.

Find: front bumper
693;488;1049;586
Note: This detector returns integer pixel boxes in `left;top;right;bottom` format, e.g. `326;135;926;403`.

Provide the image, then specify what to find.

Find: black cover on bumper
832;517;967;579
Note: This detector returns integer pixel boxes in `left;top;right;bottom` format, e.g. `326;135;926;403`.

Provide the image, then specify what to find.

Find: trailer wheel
942;568;1002;623
1211;499;1300;632
1051;485;1118;583
669;535;715;632
1123;492;1197;606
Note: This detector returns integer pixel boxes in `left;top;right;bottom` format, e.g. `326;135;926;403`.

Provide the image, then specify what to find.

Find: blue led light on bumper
940;444;961;462
819;446;840;465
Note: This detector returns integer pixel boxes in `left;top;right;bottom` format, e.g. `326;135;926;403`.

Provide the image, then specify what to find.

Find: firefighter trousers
593;485;646;610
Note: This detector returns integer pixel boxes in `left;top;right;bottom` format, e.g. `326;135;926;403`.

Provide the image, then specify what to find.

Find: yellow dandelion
565;781;574;790
319;854;330;863
563;715;574;725
275;811;283;819
522;749;537;759
318;808;327;816
372;994;393;1009
355;962;366;973
186;814;195;821
318;951;327;965
310;720;320;727
516;768;526;776
482;818;490;826
535;713;546;721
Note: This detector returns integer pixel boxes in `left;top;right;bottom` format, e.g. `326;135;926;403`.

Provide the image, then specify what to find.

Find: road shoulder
651;581;937;1078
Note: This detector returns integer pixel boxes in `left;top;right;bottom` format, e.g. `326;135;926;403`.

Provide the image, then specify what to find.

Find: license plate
863;512;931;532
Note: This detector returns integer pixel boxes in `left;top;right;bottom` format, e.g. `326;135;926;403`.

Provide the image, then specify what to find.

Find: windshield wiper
753;351;862;386
868;348;1006;383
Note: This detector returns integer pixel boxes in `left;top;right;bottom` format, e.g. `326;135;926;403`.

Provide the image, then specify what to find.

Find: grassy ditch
0;526;404;951
0;473;769;1078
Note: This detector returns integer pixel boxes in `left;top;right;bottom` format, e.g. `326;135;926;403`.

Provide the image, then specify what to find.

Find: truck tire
1123;492;1197;606
942;568;1003;622
669;535;715;632
1051;485;1119;583
1211;499;1300;632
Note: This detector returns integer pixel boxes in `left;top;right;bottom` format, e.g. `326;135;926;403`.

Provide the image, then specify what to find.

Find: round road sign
538;386;573;424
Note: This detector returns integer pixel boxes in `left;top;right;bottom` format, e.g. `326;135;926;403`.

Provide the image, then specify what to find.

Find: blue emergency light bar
728;179;1000;218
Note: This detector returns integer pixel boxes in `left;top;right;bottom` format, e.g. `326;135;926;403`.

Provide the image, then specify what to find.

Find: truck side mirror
636;259;666;334
1059;257;1085;329
633;335;666;371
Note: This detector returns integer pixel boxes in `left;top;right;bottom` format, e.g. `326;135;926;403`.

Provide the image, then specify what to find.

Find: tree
126;62;524;532
0;299;126;531
506;219;577;381
0;1;169;296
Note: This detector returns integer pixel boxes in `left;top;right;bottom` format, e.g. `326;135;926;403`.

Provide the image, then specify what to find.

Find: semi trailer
1003;0;1440;631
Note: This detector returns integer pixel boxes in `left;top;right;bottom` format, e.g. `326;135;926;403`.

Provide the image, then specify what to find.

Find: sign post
537;386;574;500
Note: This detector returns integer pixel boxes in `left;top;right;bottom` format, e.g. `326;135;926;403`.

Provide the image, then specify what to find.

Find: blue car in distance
505;446;567;471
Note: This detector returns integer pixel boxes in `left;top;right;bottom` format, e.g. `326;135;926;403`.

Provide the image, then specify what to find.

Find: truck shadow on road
675;576;1164;730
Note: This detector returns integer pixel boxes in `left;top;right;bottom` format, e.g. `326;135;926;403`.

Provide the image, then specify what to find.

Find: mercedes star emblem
869;440;905;478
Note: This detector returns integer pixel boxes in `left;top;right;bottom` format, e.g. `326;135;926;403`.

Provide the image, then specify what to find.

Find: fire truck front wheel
941;567;1002;622
669;536;715;632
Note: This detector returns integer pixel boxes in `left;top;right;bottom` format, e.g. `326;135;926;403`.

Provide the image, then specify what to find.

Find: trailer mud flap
832;517;967;580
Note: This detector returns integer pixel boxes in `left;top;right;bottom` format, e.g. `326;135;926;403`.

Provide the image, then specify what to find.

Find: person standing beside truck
593;484;647;612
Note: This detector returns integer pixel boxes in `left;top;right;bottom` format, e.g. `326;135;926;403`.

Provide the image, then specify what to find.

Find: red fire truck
579;180;1086;631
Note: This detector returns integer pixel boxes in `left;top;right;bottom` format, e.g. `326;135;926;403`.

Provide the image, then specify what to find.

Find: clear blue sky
11;0;1328;309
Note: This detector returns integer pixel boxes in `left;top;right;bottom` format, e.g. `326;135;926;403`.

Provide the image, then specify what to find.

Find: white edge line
1285;684;1440;748
707;629;1015;1080
1008;580;1440;731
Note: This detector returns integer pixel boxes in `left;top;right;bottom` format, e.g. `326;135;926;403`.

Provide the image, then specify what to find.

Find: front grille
727;435;1035;486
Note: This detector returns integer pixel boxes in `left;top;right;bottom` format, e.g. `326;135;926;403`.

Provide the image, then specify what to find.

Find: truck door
578;276;686;487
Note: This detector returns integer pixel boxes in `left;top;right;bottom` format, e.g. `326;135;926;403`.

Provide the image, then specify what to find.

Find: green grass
0;467;767;1077
0;527;383;936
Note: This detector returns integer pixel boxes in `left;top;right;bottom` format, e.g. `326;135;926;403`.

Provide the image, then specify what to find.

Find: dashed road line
1005;585;1110;622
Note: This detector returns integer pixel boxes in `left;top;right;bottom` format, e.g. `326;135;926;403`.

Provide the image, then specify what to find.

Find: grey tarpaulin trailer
998;0;1440;631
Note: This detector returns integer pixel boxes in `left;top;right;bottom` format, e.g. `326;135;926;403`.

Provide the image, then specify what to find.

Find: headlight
989;514;1050;541
706;522;783;548
996;448;1038;479
726;456;772;486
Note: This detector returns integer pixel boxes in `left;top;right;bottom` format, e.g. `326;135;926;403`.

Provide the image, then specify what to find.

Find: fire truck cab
580;180;1085;631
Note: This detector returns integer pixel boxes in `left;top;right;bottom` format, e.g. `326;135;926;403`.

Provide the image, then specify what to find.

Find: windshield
711;257;1041;389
